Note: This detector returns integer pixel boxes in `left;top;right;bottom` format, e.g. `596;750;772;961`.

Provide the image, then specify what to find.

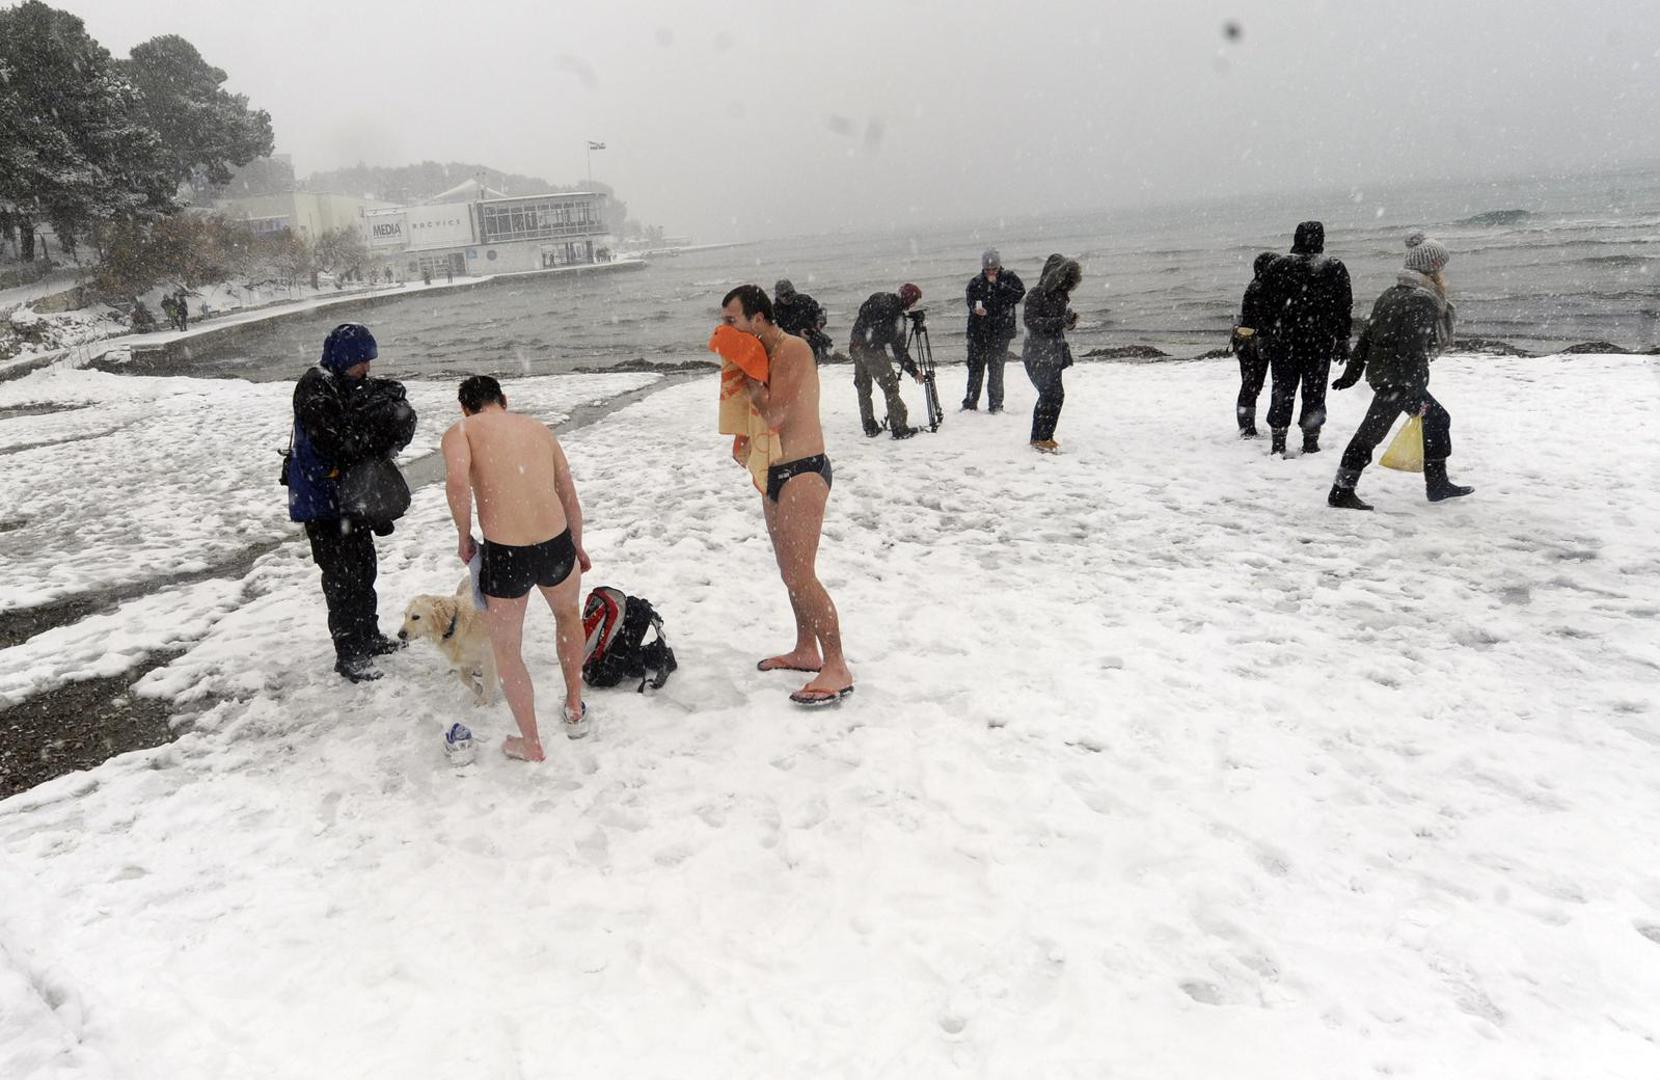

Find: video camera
904;307;928;328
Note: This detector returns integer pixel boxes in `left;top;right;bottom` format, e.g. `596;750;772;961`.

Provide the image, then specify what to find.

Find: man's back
852;292;904;353
1268;254;1351;348
454;409;567;545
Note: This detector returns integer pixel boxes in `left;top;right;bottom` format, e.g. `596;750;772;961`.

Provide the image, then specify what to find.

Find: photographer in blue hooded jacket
286;323;417;681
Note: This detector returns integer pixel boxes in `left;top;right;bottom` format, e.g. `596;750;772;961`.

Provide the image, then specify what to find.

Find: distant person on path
849;283;923;439
1262;221;1351;455
1327;233;1473;510
963;249;1025;413
442;375;593;759
721;284;855;707
174;290;189;331
1230;251;1277;437
1022;254;1082;453
159;293;178;332
287;324;418;682
773;279;833;364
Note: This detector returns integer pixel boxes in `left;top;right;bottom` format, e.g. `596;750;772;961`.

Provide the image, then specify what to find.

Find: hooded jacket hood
1038;255;1082;296
1291;221;1325;256
1253;251;1277;278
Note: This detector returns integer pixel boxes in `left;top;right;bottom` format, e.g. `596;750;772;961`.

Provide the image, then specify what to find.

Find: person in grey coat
1327;233;1474;510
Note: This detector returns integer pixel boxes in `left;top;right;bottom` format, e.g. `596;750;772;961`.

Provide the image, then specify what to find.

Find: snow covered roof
426;178;509;203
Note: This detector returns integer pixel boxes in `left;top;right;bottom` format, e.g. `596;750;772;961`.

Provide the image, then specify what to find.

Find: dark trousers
1339;389;1453;473
851;345;910;431
1266;347;1332;433
1025;360;1065;442
304;519;381;662
1235;340;1270;429
964;337;1009;410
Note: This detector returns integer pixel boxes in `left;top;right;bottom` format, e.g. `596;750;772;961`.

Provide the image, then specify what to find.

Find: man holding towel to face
716;285;855;708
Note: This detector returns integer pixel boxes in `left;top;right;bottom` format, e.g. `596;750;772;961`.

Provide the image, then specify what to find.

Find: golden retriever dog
398;577;497;704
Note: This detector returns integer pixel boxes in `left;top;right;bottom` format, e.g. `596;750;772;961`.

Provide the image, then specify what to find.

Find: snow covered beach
3;352;1660;1078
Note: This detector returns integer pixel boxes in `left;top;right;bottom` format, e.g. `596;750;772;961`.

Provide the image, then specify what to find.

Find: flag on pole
587;141;606;151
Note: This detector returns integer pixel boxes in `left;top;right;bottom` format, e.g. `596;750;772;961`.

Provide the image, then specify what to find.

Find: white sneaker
443;722;475;765
563;702;591;740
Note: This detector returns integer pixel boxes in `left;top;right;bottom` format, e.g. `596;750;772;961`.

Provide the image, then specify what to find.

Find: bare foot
791;659;854;706
502;735;546;762
757;649;823;673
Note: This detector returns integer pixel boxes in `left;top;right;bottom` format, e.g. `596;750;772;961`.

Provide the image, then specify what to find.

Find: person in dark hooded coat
287;323;418;681
1022;254;1082;452
1230;251;1277;437
1262;221;1352;455
1326;233;1473;510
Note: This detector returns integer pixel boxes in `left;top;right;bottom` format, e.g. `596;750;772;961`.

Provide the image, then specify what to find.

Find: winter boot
335;655;383;683
1327;468;1373;511
1424;460;1474;502
1237;406;1259;439
891;424;918;440
1301;430;1321;454
863;420;883;438
1269;428;1288;456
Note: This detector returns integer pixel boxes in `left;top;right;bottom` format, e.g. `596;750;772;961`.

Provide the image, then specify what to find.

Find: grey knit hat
1403;232;1450;274
981;248;1001;270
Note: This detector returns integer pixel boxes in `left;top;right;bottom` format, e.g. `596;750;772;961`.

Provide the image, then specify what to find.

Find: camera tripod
903;311;944;433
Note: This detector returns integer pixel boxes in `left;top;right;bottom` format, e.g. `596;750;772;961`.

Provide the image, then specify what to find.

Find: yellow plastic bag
1380;415;1425;472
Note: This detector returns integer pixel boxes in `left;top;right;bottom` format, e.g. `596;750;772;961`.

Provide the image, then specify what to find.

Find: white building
364;187;613;279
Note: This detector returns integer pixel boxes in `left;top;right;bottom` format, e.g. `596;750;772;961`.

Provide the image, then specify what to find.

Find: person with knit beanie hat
1326;233;1472;510
287;323;418;679
963;248;1026;412
1260;220;1353;456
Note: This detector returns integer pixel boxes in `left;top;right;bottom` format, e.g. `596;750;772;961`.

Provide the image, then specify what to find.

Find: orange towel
708;326;779;493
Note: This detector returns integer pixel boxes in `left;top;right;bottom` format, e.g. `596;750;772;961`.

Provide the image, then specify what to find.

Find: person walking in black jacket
1327;233;1473;510
286;323;418;680
850;283;923;439
1022;254;1082;453
963;249;1026;413
1263;221;1352;455
774;279;833;363
1231;251;1277;437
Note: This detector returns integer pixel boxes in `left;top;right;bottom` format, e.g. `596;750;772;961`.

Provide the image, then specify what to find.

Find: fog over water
56;0;1660;241
166;166;1659;383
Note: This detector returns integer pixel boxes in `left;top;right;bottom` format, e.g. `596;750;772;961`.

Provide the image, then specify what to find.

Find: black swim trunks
766;454;833;503
479;529;577;599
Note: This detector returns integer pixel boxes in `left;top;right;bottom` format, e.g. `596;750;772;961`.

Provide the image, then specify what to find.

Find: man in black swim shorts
442;375;592;761
479;530;578;597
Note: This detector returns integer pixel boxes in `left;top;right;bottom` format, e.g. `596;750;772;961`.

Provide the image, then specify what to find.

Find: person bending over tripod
849;283;924;439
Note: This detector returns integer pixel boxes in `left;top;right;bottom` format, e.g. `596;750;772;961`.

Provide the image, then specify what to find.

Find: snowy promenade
3;354;1659;1078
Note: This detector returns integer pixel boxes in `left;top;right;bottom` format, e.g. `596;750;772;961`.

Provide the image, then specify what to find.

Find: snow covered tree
0;2;175;260
119;35;274;192
312;225;368;279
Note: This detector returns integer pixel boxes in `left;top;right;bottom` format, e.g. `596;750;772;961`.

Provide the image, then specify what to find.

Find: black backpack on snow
581;586;676;691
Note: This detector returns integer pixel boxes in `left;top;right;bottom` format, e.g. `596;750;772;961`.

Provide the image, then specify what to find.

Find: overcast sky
53;0;1660;240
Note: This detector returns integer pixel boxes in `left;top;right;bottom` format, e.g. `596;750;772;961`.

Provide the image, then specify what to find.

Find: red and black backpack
581;586;676;691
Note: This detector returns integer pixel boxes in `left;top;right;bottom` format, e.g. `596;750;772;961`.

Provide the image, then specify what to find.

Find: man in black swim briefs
721;284;856;708
765;455;832;504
